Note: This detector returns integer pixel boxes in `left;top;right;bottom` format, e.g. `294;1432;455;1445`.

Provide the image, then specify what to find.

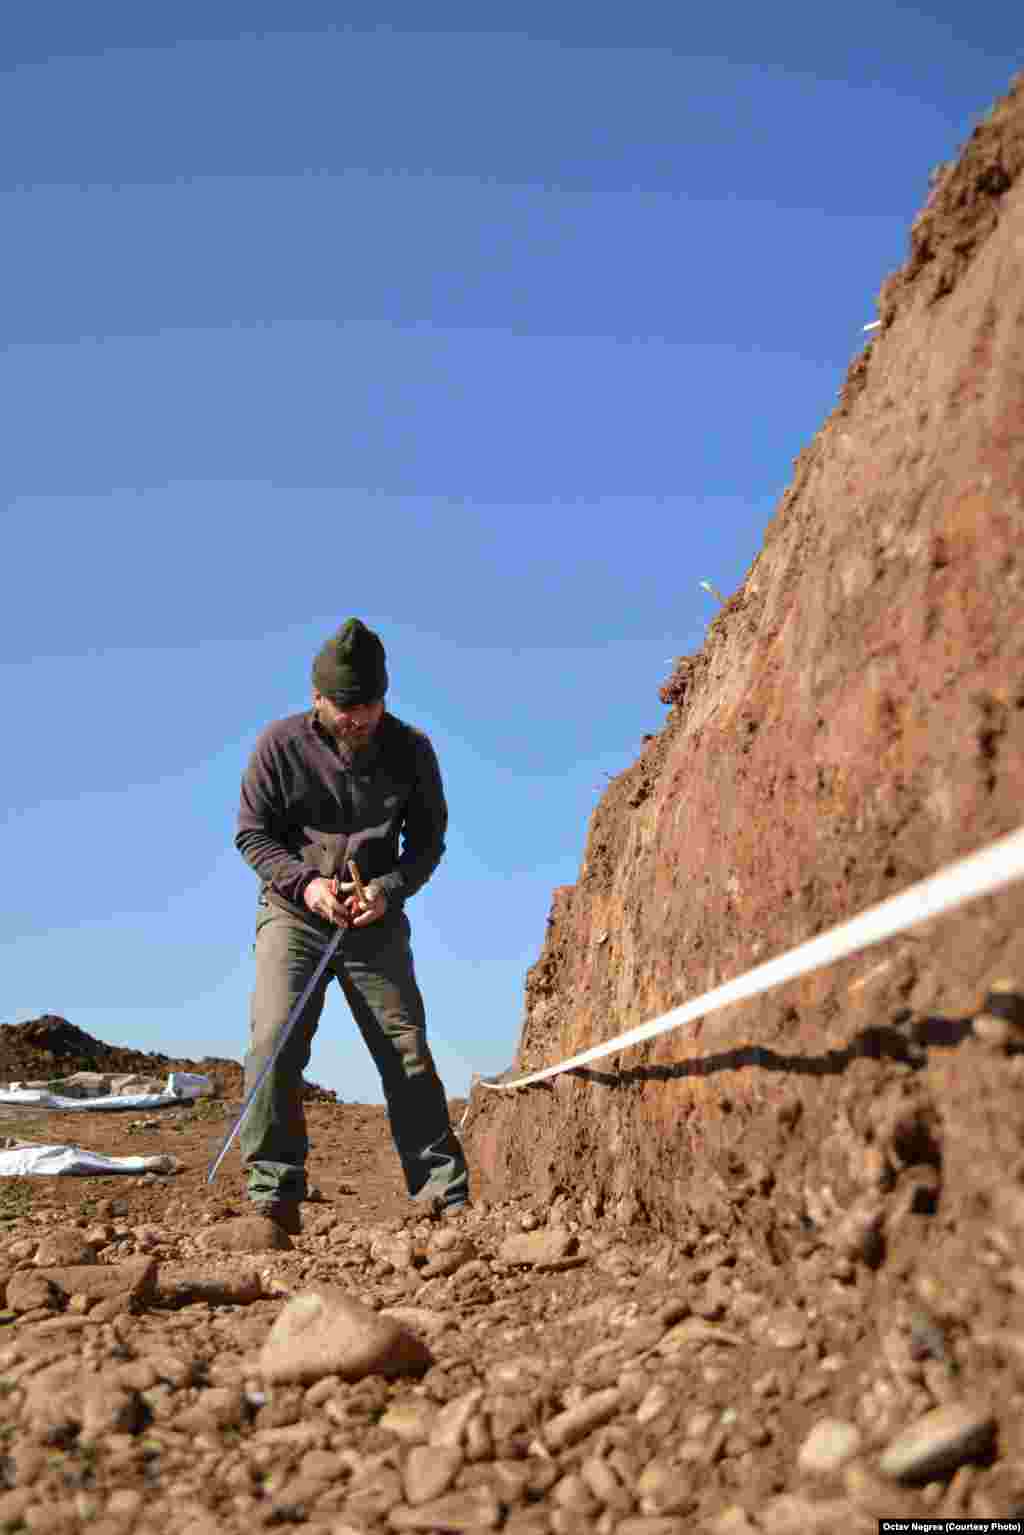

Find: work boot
425;1193;471;1220
255;1199;302;1235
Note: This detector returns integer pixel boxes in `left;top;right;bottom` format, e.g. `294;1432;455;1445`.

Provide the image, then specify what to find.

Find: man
235;617;469;1232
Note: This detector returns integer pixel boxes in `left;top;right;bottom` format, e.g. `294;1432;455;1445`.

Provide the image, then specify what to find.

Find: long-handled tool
206;860;367;1184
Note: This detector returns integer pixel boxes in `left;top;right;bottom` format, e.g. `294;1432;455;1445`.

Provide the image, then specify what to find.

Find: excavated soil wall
468;80;1024;1260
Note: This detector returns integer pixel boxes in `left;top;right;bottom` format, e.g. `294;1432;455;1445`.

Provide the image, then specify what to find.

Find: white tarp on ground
0;1145;179;1176
0;1071;213;1112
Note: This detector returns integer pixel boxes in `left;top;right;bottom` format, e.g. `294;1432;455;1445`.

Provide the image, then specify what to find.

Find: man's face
313;691;385;750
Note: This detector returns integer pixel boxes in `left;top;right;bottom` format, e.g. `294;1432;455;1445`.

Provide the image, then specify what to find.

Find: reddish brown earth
464;68;1024;1521
469;71;1024;1230
3;73;1024;1535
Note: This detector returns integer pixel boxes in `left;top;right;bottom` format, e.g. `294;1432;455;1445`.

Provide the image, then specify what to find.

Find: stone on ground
258;1286;434;1384
198;1215;293;1253
797;1419;863;1475
497;1227;577;1268
32;1230;98;1267
155;1267;262;1306
6;1257;156;1312
402;1443;463;1504
879;1401;997;1482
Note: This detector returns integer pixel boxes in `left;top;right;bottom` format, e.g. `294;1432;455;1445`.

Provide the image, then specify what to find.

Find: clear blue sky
2;4;1019;1102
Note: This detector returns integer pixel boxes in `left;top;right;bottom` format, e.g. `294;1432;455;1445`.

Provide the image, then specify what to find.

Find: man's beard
320;710;378;751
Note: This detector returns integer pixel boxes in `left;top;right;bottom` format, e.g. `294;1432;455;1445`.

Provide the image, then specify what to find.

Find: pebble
7;1258;156;1312
636;1382;673;1424
551;1470;598;1513
544;1389;623;1451
579;1454;632;1511
259;1287;433;1384
687;1408;716;1437
430;1388;484;1449
4;1272;60;1313
757;1494;855;1533
32;1232;97;1267
658;1317;744;1351
345;1465;405;1519
174;1387;245;1434
758;1310;808;1350
389;1486;501;1529
879;1401;997;1482
498;1229;577;1268
379;1400;437;1442
973;1012;1013;1047
421;1238;477;1277
371;1233;416;1270
198;1216;292;1254
797;1418;862;1474
636;1458;693;1516
402;1443;463;1503
156;1268;262;1307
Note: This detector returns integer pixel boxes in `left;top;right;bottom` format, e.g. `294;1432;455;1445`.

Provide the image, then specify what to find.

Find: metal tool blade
206;921;346;1184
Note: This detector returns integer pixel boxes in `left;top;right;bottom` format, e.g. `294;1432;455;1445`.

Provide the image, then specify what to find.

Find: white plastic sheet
165;1071;213;1098
0;1072;212;1112
0;1145;179;1176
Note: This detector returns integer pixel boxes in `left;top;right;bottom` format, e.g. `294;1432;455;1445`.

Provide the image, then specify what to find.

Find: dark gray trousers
240;901;468;1208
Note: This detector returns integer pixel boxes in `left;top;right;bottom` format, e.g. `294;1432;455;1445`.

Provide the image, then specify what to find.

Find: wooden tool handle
346;859;368;904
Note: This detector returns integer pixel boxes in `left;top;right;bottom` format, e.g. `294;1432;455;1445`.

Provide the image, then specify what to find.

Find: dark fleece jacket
235;709;447;928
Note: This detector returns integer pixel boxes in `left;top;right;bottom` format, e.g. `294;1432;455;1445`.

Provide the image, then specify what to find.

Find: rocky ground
1;1084;1022;1535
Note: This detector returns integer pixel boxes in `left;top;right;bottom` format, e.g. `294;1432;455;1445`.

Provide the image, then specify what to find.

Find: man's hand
302;876;350;926
338;878;389;927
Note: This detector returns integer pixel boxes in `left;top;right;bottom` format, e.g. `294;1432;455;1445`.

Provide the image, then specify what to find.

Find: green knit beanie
312;618;389;705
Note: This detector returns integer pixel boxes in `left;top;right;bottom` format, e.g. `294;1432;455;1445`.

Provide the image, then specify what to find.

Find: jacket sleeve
375;733;448;902
235;734;317;908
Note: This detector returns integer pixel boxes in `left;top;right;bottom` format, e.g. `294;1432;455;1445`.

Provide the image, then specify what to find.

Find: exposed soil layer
469;72;1024;1224
459;69;1024;1522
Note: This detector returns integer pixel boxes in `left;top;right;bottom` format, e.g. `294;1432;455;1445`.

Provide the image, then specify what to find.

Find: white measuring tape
477;824;1024;1094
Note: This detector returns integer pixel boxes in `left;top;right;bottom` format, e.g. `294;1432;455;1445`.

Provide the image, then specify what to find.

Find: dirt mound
0;1015;337;1102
